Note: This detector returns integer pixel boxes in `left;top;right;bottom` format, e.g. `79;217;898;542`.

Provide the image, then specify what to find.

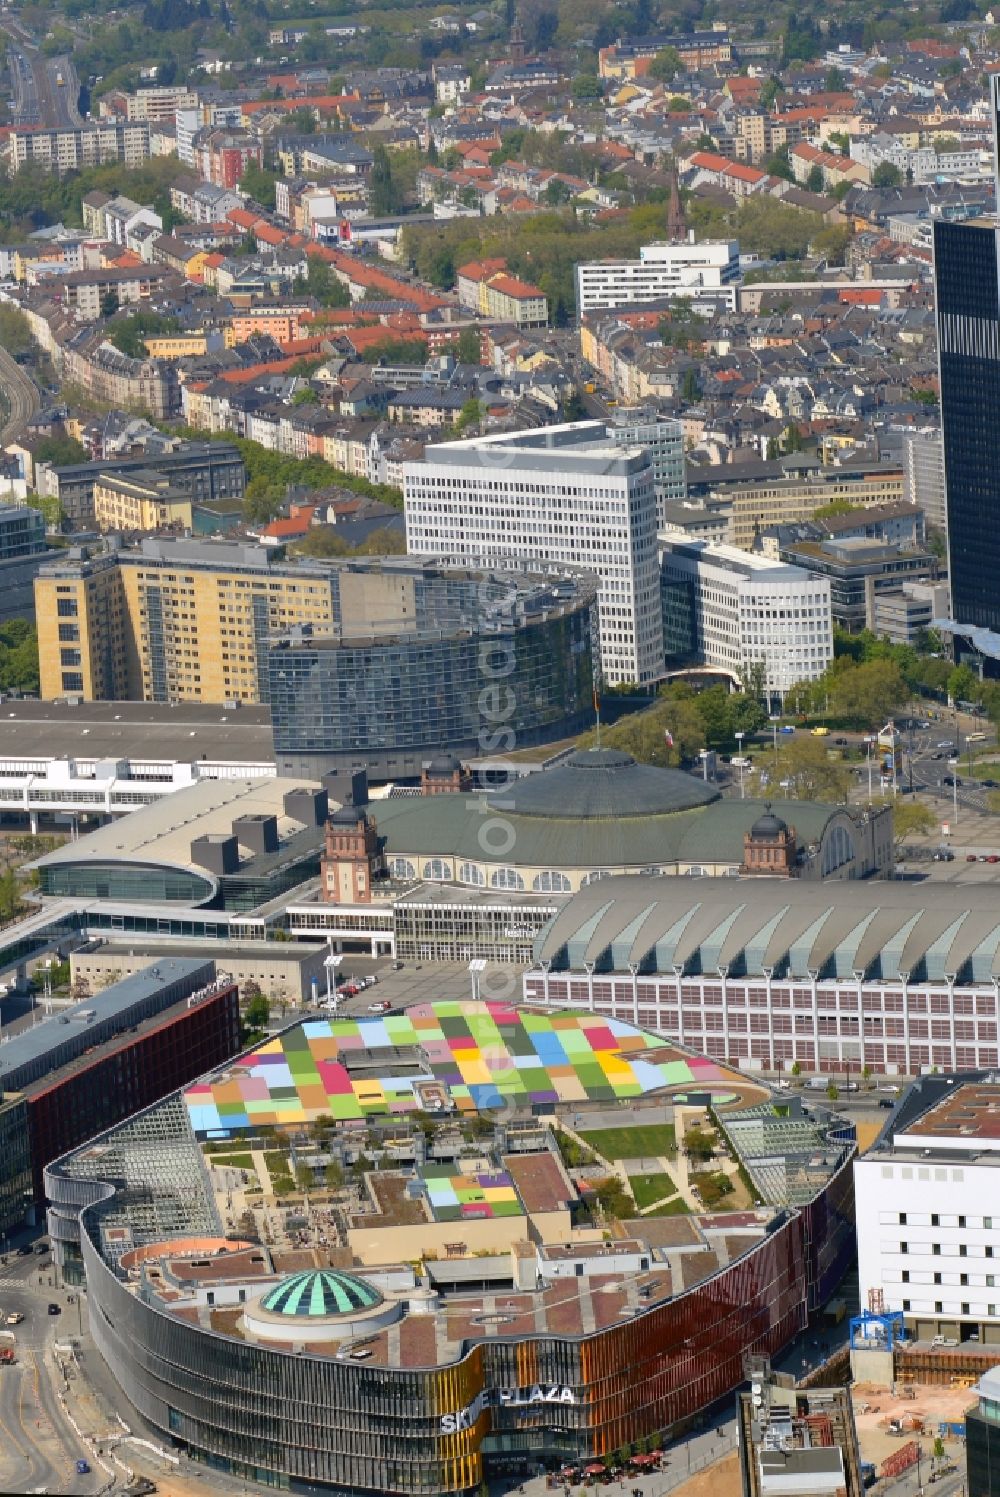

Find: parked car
967;854;979;862
933;849;955;861
811;726;829;737
780;725;795;735
6;1312;23;1325
367;1000;391;1015
46;1303;60;1316
878;1099;895;1110
988;855;1000;864
834;737;848;746
76;1459;91;1475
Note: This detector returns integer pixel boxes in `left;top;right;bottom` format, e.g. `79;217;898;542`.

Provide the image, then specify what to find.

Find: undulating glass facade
49;1098;855;1497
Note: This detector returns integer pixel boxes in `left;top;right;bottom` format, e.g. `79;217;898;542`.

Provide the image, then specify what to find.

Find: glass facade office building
269;563;599;781
934;216;1000;638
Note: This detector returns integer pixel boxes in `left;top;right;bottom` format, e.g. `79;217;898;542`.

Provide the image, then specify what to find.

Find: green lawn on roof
645;1196;692;1216
580;1123;677;1160
628;1171;679;1209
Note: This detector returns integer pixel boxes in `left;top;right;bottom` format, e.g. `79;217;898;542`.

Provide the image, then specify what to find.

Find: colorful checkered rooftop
418;1165;523;1222
183;1000;731;1136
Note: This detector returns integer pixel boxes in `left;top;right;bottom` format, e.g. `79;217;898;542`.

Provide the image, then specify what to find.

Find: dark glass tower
934;75;1000;641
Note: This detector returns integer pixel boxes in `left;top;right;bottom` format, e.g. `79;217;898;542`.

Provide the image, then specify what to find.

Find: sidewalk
507;1425;739;1497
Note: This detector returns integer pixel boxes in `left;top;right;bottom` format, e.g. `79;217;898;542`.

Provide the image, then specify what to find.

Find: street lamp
323;943;342;1006
734;732;745;799
948;758;959;829
865;736;877;799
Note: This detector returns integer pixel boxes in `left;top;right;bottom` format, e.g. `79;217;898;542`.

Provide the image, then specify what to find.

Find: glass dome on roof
260;1269;383;1318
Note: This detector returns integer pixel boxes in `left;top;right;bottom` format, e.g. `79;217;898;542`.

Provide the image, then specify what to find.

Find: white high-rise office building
575;239;740;315
608;409;686;526
403;422;663;686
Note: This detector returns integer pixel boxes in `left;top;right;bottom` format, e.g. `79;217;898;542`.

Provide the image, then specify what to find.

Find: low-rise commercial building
776;535;939;634
525;871;1000;1081
30;775;329;910
855;1077;1000;1348
0;959;239;1217
575;240;740;315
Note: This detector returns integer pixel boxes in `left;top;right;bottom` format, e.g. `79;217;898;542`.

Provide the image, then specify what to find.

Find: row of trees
0;619;39;696
581;682;767;769
172;427;404;524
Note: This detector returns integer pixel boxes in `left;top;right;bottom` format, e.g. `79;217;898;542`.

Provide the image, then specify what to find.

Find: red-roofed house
258;504;317;545
456;257;508;312
481;272;548;328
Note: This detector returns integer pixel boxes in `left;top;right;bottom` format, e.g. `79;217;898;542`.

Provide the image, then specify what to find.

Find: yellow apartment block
728;468;906;550
35;537;336;704
93;470;193;533
143;333;213;359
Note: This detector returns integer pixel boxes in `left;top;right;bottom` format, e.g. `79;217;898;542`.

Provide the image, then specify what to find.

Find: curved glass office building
268;559;599;781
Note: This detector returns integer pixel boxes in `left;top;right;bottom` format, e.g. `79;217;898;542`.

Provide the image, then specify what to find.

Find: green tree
291;386;318;406
759;76;782;110
32;435;88;468
572;74;602;100
369;143;397;217
325;1160;344;1190
806;164;825;193
813;224;852;266
0;305;33;356
647;47;681;83
580;692;705;768
765;144;795;182
242;479;284;525
107;310;181;358
772;736;853;801
824;66;845;92
0;866;20;921
456;397;484;432
455;326;482;364
893;800;936;846
296;256;351;308
679;366;702;403
948;662;981;705
872;161;903;189
239;159;278;209
245;989;271;1029
830;658;909;726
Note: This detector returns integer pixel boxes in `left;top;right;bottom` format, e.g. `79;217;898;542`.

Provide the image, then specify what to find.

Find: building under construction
739;1364;864;1497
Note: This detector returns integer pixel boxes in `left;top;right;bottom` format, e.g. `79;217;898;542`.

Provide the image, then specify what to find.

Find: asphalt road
6;45;39;123
0;1247;99;1496
0;344;40;445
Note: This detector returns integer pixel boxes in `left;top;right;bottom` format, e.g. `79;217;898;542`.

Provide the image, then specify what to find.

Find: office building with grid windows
404;422;663;687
